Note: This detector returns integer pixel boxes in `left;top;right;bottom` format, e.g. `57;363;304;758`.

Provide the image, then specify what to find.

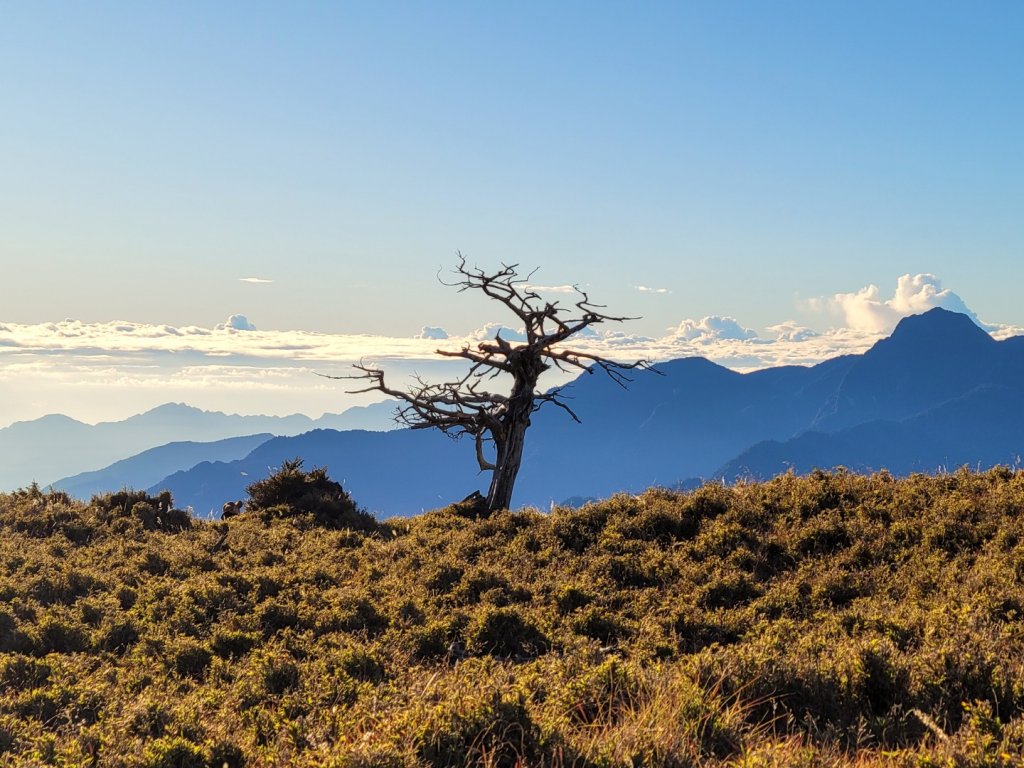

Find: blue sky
0;3;1022;422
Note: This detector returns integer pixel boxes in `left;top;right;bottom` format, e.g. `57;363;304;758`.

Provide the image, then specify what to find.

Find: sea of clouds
0;274;1019;427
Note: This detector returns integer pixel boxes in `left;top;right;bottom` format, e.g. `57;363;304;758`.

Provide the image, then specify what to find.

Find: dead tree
341;256;655;513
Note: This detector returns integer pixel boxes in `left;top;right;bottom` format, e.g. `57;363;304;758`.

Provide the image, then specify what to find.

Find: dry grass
2;468;1024;765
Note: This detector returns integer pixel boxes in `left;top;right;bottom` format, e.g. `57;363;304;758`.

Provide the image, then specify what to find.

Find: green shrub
419;691;544;768
142;736;205;768
33;612;90;654
467;606;549;659
172;640;212;679
555;585;592;615
98;619;139;653
211;629;259;659
257;602;299;635
336;596;389;636
572;606;632;644
0;656;50;690
245;458;376;530
0;608;31;653
260;653;300;695
338;646;387;684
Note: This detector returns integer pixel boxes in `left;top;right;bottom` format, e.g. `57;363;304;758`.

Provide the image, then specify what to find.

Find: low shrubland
2;467;1024;766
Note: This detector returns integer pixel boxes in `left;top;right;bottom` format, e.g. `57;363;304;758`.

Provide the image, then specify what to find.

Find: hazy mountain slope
516;354;856;503
719;384;1024;479
302;400;399;431
811;309;1000;431
0;401;397;492
151;429;479;517
51;433;274;499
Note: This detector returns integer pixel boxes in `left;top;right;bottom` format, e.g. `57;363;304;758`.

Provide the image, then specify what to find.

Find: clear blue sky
1;2;1022;339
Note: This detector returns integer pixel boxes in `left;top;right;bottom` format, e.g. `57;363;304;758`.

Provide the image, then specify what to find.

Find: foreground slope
2;470;1024;766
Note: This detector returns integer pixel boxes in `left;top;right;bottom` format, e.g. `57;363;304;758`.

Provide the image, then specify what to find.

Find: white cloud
239;277;274;284
0;273;1019;425
991;325;1024;340
767;321;819;343
523;283;579;294
471;322;529;342
669;316;758;343
806;273;988;333
218;314;257;331
415;326;449;340
635;285;671;294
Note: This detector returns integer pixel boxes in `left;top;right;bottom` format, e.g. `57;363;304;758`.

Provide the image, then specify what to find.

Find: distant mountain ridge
0;400;398;492
150;308;1024;517
719;384;1024;480
721;310;1024;478
52;434;275;500
809;309;1003;432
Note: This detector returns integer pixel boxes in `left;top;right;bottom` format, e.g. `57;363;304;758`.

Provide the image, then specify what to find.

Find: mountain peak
886;308;994;350
812;309;1001;433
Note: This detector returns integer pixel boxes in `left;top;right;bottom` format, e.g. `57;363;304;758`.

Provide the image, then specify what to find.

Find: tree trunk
485;368;536;511
486;417;528;511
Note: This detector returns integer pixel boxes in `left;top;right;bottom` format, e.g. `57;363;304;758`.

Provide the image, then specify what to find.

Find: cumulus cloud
806;273;988;333
239;277;274;284
415;326;449;340
767;321;819;343
218;314;257;331
635;285;671;294
669;316;758;343
471;322;529;342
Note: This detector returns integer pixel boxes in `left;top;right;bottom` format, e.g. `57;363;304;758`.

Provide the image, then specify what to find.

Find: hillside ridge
3;468;1024;765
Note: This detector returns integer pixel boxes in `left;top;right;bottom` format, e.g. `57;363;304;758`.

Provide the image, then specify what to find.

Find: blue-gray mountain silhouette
0;401;398;493
151;308;1024;516
52;434;273;500
153;429;480;518
810;308;1001;432
720;309;1024;478
719;384;1023;479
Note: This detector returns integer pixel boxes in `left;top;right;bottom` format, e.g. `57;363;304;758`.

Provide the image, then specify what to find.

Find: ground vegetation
2;468;1024;766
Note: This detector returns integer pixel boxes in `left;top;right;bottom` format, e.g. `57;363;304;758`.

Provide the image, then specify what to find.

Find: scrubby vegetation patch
1;469;1024;765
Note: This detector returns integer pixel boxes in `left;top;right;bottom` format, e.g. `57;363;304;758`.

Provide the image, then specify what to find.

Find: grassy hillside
2;468;1024;766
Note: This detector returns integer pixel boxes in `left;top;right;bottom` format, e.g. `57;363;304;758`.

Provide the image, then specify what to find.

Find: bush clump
244;458;377;530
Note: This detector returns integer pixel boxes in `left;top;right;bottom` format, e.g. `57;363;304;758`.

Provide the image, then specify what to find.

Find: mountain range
0;400;398;493
11;308;1019;515
138;308;1024;516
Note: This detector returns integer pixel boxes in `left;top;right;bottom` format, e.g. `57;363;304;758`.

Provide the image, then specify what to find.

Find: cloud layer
0;312;892;427
0;274;1018;426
